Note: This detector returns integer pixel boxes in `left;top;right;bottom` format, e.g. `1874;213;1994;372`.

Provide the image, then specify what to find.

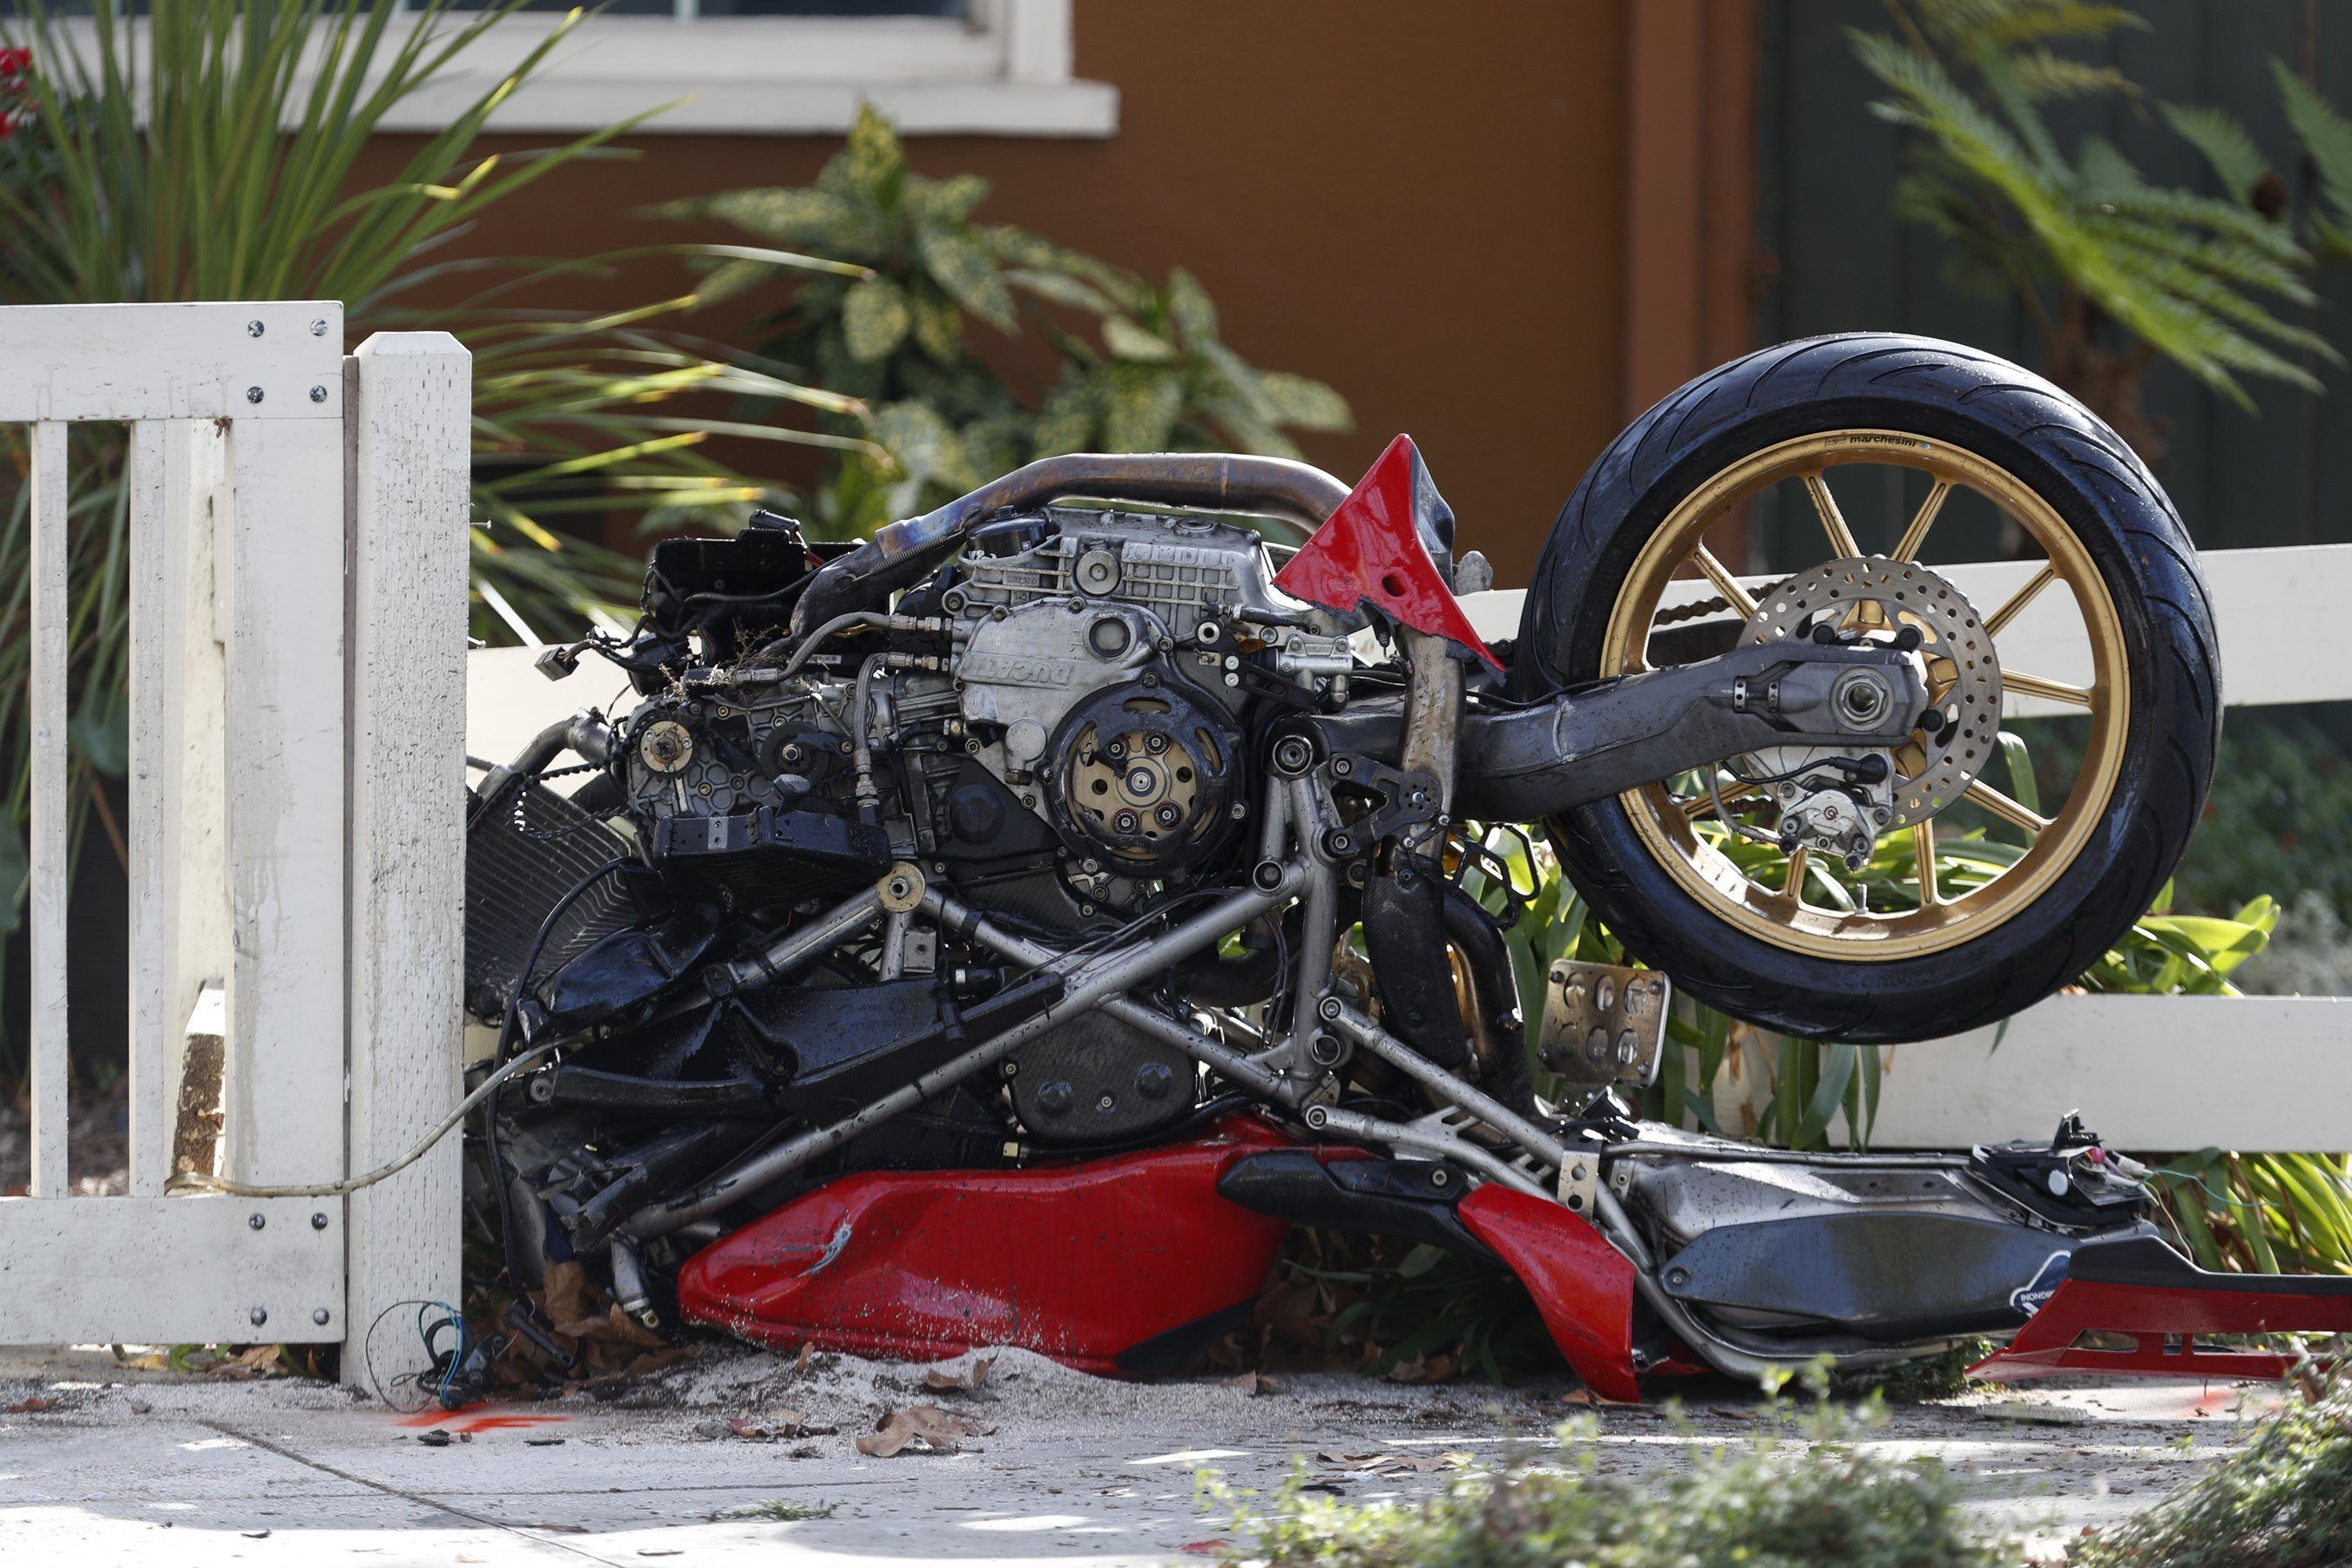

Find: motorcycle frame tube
711;885;887;997
624;865;1308;1239
923;887;1307;1110
1323;1001;1569;1173
1396;629;1463;849
1286;776;1341;1030
1304;1103;1551;1200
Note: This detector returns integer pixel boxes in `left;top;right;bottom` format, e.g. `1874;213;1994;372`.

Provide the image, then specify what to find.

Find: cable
167;856;632;1200
362;1297;474;1414
166;1040;563;1198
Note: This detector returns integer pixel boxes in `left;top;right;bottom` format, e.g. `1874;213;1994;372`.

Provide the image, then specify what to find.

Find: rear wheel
1514;334;2220;1043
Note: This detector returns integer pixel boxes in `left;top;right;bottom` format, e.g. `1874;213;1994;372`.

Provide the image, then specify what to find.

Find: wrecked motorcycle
464;333;2349;1398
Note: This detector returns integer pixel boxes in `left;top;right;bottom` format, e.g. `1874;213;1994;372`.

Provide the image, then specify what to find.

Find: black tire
1514;333;2220;1044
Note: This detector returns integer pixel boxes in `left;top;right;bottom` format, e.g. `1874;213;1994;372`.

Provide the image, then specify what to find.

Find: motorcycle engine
942;509;1345;894
537;506;1353;1146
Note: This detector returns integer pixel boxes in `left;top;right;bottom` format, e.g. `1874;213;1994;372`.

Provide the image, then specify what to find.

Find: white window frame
388;0;1116;136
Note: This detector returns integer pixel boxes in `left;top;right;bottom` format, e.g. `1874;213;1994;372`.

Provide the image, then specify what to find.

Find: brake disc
1737;557;2001;832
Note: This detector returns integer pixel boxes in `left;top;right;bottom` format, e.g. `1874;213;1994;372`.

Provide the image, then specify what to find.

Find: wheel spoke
1802;471;1862;559
1891;480;1951;564
1985;564;2058;638
1913;819;1940;906
1965;779;2051;835
1691;544;1759;620
1781;846;1809;898
2001;668;2094;709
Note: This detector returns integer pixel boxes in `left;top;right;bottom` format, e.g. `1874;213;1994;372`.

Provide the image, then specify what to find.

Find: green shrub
1205;1393;2004;1568
2075;1369;2352;1568
653;105;1352;537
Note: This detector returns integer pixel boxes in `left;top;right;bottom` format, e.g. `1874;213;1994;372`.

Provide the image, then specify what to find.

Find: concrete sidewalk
0;1343;2280;1566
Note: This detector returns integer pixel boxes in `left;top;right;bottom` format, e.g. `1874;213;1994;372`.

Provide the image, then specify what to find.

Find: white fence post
343;333;472;1382
26;421;69;1200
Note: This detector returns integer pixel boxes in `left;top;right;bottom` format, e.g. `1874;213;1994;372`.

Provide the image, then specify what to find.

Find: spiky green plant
654;105;1351;537
1854;1;2351;456
0;1;861;1070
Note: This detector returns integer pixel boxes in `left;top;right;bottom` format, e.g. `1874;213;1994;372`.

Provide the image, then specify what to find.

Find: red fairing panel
1274;434;1505;672
1456;1183;1643;1402
677;1119;1291;1375
1971;1276;2352;1382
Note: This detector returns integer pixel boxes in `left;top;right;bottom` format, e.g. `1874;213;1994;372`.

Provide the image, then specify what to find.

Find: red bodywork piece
676;1119;1290;1375
1971;1267;2352;1382
1274;434;1504;672
1457;1183;1643;1402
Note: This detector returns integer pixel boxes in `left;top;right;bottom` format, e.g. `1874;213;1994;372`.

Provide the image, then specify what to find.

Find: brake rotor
1737;557;2001;829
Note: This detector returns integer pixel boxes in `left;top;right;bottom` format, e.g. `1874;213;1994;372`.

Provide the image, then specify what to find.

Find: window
394;0;1116;137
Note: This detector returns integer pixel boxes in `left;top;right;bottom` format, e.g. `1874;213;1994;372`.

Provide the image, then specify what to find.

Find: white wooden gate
0;303;469;1377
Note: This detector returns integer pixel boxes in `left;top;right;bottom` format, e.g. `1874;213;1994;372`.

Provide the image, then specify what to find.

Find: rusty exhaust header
787;452;1353;637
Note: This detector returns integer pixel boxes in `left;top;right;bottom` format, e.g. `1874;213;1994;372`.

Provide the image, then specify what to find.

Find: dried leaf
855;1402;989;1457
1220;1371;1275;1396
540;1260;592;1325
922;1354;995;1393
1316;1450;1459;1476
4;1396;52;1414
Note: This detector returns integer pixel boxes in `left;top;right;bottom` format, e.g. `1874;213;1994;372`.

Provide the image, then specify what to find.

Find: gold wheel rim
1602;430;2130;962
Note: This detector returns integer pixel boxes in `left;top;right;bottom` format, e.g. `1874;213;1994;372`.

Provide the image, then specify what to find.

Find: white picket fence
0;303;468;1374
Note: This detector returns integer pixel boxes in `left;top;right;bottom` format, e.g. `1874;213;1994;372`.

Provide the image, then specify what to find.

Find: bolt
247;320;266;337
250;1307;268;1327
248;1213;266;1231
310;1212;328;1231
1571;1164;1587;1181
246;387;264;404
312;1308;331;1326
309;319;328;336
1096;1092;1115;1112
1666;1267;1691;1288
309;385;328;403
1333;758;1353;776
1429;1167;1451;1188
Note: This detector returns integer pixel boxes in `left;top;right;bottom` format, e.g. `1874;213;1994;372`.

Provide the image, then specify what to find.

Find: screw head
309;319;328;336
247;320;265;337
309;385;328;403
249;1307;268;1327
310;1212;328;1230
246;387;264;404
248;1213;266;1231
311;1308;330;1326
